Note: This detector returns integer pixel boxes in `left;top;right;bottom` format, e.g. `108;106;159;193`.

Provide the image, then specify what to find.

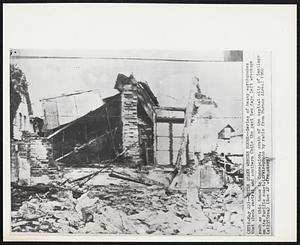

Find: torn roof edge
46;93;121;140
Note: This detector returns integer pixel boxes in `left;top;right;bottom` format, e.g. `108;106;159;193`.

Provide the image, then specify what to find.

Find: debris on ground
11;165;244;235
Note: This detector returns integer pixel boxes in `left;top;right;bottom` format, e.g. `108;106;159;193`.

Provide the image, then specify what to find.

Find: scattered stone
11;220;29;227
11;166;244;235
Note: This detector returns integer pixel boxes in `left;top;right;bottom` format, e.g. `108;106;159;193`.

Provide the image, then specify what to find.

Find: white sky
12;50;242;128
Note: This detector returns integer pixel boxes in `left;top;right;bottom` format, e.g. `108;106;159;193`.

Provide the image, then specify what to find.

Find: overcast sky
12;50;242;128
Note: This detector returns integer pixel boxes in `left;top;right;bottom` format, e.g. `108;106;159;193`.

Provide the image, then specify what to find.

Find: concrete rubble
11;165;244;235
10;75;244;235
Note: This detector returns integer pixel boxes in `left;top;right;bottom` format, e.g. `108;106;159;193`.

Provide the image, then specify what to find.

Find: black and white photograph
3;3;296;242
9;50;245;235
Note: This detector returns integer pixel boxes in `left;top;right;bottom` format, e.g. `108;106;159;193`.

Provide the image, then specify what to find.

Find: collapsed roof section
47;73;159;139
46;93;121;140
114;73;159;106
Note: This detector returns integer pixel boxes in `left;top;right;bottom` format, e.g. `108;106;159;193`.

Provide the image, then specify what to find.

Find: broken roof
46;74;160;139
138;81;159;106
114;73;159;106
47;93;121;139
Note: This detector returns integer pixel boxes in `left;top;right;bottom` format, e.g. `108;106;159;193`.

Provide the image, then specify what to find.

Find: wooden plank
156;106;186;112
153;113;158;165
156;117;184;124
175;77;200;168
169;122;173;165
46;121;75;140
157;135;183;139
68;140;139;186
109;171;152;186
54;127;117;162
109;170;164;186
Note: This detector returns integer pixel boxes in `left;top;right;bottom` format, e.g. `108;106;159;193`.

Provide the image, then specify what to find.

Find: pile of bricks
26;134;53;177
10;140;19;182
10;132;57;184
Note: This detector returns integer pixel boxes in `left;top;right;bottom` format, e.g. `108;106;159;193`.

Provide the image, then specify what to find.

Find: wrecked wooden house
11;71;243;191
43;74;242;185
46;74;159;166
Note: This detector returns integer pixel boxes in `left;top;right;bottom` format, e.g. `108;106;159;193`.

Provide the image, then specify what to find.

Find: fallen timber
109;171;152;186
167;78;199;187
54;128;118;162
109;170;165;187
11;182;84;196
63;141;139;187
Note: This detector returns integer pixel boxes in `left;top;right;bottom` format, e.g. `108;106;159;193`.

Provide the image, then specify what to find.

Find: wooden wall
52;94;122;164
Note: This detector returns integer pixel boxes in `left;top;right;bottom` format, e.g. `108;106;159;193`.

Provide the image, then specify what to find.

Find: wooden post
175;77;199;169
169;122;173;165
153;113;158;165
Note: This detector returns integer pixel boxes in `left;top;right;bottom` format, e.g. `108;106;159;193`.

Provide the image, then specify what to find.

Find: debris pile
11;168;244;235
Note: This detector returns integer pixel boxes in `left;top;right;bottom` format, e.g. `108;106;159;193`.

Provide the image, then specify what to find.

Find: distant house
217;124;243;155
46;74;159;166
218;124;235;140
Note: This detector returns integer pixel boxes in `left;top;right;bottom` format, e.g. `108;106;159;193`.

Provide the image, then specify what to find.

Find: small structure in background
218;124;236;141
217;125;243;156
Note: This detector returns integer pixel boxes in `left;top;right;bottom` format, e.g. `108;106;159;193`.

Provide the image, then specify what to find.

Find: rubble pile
11;170;244;235
199;184;244;235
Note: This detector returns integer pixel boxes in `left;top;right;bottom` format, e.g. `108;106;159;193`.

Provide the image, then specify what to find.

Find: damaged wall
188;89;218;163
10;132;55;186
119;77;140;163
116;74;157;165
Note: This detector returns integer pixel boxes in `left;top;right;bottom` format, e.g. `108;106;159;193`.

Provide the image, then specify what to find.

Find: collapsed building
45;74;158;166
11;73;243;188
40;73;190;168
10;72;245;235
10;72;50;186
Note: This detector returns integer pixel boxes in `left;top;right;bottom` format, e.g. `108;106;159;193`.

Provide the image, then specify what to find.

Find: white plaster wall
12;94;34;140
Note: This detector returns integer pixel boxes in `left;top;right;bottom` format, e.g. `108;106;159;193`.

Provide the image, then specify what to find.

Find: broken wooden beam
156;106;186;112
156;117;184;124
167;77;200;187
68;160;113;185
11;182;84;196
67;141;139;186
109;171;153;186
54;128;118;162
175;77;200;168
11;182;50;193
